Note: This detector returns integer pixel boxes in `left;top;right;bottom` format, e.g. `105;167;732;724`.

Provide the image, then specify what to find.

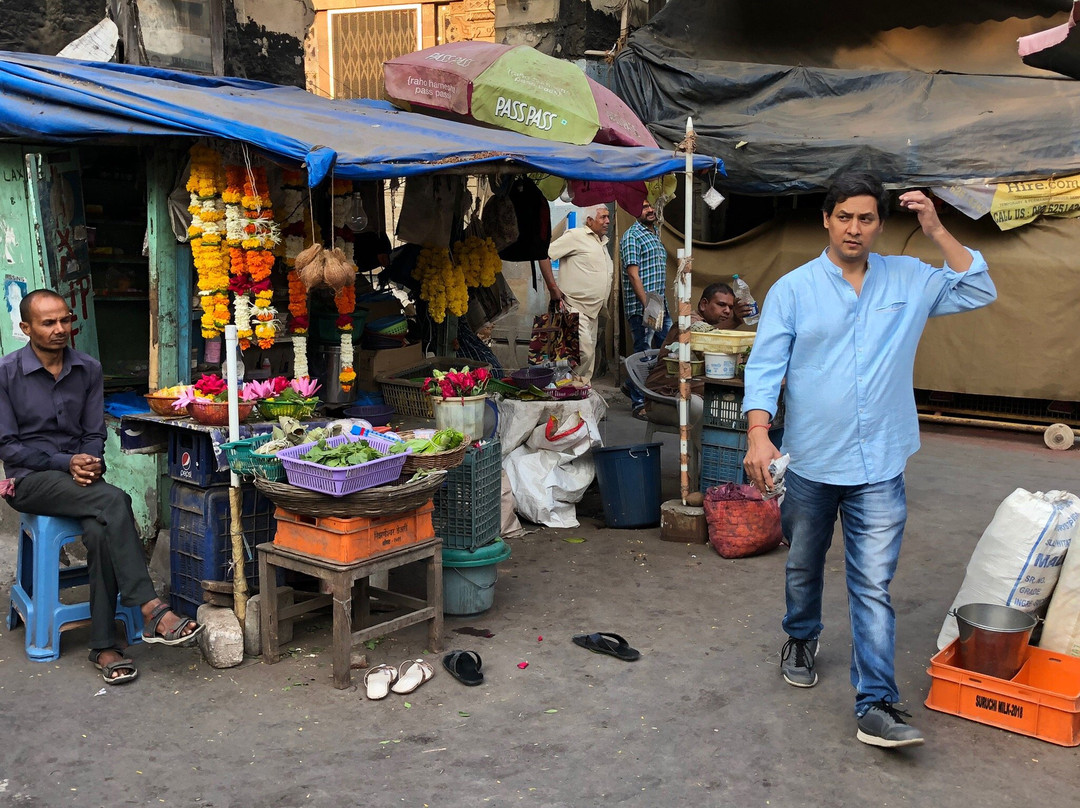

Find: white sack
503;411;600;528
937;488;1080;650
1039;502;1080;655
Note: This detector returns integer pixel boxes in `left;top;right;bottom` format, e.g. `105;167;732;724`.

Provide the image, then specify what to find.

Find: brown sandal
89;648;138;685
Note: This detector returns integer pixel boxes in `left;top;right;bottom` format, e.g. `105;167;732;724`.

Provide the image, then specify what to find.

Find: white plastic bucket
703;352;736;379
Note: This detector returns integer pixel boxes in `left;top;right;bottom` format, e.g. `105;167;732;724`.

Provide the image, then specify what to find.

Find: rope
675;130;697;155
675;253;693;287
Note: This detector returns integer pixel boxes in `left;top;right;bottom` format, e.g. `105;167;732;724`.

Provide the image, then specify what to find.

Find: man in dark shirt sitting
0;290;202;684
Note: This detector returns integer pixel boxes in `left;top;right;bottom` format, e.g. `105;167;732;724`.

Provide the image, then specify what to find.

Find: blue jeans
626;311;671;409
780;469;908;714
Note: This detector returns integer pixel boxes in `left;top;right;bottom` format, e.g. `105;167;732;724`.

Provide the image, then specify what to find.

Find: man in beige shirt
538;205;612;382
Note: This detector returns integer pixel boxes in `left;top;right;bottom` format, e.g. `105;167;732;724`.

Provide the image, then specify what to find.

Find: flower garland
335;281;357;392
332;178;356;265
223;165;253;348
241;165;280;350
187;145;229;339
281;169;310;378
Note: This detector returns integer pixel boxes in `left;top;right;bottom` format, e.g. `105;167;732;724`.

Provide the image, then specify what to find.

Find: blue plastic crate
699;426;784;491
703;387;785;431
433;438;502;551
169;428;230;487
168;482;273;618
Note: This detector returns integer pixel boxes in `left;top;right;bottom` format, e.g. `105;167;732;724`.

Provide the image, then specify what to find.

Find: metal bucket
951;603;1038;680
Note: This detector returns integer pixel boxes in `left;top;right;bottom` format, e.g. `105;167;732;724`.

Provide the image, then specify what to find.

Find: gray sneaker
856;702;925;748
780;637;818;687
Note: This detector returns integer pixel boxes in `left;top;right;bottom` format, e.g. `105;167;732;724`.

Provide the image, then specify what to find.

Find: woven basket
396;430;468;473
189;399;256;426
254;469;447;518
257;398;319;420
144;394;182;416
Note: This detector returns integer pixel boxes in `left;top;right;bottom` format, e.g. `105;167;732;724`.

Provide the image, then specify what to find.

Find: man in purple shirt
1;290;203;684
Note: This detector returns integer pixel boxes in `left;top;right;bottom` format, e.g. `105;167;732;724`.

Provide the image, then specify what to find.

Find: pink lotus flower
290;377;321;398
239;381;263;402
172;387;198;410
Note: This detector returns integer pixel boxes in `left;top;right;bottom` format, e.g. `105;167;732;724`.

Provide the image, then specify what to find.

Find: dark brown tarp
613;0;1080;194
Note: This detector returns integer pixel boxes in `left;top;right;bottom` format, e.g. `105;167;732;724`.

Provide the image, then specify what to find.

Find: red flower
439;379;455;398
474;367;490;384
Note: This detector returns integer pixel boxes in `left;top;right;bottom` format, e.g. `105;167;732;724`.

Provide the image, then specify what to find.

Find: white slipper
364;663;398;700
390;659;435;695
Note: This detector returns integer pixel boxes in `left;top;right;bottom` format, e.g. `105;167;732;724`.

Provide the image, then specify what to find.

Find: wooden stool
257;539;443;689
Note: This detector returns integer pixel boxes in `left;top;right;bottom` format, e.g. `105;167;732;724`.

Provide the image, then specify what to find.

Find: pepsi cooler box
169;428;230;487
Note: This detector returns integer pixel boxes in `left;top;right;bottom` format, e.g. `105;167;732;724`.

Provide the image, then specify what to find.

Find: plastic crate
168;482;274;618
926;639;1080;746
220;434;286;481
433;438;502;550
277;433;410;496
273;503;435;564
703;387;785;431
699;426;784;491
169;428;230;487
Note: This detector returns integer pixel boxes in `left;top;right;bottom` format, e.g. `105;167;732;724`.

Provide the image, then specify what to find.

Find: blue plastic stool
6;514;144;661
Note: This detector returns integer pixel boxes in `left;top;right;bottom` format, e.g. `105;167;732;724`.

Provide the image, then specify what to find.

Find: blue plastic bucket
592;442;663;528
442;540;512;616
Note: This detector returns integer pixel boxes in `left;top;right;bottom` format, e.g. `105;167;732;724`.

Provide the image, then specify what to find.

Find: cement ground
1;389;1079;808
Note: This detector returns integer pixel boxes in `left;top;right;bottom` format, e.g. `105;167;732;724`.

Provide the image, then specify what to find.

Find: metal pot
951;603;1038;680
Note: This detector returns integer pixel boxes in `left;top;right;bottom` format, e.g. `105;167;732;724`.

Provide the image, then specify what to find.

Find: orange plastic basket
926;639;1080;746
272;503;434;564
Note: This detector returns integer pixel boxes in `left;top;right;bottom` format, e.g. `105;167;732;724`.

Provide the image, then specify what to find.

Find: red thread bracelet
747;423;772;435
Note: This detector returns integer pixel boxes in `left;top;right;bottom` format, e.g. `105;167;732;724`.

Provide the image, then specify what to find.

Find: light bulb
346;193;369;232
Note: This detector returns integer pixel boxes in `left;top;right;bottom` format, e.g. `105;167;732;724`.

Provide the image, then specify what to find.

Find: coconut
298;249;327;290
323;248;358;292
294;242;323;272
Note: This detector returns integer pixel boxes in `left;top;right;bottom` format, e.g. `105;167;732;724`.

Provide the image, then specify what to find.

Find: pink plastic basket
276;433;411;497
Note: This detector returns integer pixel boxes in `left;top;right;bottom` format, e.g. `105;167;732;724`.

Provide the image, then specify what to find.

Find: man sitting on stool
0;290;203;684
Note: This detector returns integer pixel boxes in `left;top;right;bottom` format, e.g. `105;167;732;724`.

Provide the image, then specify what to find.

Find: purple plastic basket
276;433;411;497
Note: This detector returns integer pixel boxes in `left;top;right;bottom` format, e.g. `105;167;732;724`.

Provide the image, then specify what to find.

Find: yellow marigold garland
187;145;229;339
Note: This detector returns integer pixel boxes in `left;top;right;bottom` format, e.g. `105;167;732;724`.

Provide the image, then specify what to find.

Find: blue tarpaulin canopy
0;50;719;186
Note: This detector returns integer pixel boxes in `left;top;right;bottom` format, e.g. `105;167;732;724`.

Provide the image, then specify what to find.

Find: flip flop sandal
141;603;204;646
364;664;398;700
89;648;138;685
390;659;435;695
442;649;484;686
572;632;641;661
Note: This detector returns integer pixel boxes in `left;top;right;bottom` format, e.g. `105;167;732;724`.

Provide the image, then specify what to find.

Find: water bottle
732;274;760;325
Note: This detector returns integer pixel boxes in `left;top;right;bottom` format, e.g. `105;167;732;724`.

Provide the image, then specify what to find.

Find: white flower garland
292;333;309;379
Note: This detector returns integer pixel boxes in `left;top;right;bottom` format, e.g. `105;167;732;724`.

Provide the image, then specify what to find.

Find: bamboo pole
224;325;248;621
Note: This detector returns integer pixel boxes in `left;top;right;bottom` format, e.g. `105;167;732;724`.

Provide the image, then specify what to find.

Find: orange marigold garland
281;169;311;379
240;165;280;350
335;281;357;392
187;145;229;339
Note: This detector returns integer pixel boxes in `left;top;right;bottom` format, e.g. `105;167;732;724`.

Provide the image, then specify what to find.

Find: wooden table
258;539;443;689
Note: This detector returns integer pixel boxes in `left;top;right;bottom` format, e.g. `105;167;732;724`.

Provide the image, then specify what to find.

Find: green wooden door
0;146;48;356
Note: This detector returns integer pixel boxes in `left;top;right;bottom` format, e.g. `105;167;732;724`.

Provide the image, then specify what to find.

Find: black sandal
141;603;203;646
89;648;138;685
443;649;484;686
572;632;641;661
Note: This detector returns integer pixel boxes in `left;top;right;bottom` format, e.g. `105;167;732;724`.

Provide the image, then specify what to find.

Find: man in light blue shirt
742;173;996;749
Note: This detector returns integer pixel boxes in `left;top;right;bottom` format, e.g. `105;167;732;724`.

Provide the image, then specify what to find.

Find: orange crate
926;639;1080;746
272;503;434;564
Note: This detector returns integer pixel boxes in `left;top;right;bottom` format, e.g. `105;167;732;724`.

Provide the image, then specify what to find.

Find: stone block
243;588;295;657
196;604;244;669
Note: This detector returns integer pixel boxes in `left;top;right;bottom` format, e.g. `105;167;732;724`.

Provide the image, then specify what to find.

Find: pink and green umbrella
384;41;657;149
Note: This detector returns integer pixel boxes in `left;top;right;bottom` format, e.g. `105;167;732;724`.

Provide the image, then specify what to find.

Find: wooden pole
676;117;694;505
224;325;248;621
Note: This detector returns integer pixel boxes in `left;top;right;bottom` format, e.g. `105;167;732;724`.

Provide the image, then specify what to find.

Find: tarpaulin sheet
613;0;1080;195
0;50;717;187
651;210;1080;400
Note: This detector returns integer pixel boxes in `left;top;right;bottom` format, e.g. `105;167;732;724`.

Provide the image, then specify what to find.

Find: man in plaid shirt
620;201;671;418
